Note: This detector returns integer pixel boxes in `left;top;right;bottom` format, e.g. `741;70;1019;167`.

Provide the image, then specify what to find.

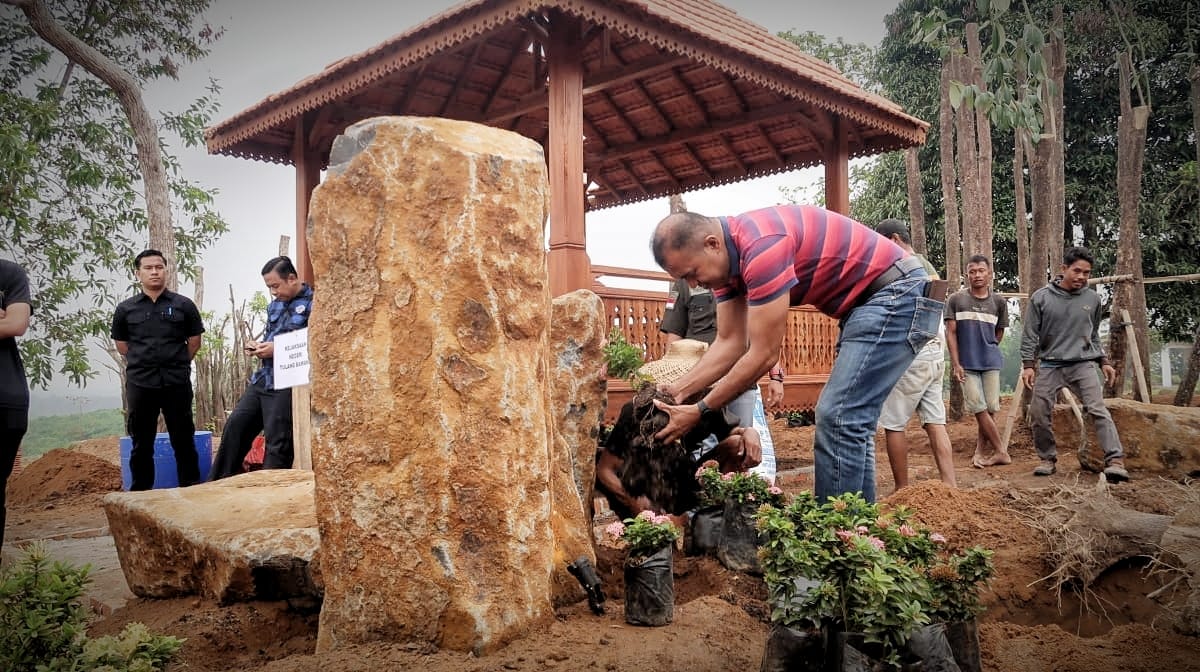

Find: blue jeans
813;271;943;502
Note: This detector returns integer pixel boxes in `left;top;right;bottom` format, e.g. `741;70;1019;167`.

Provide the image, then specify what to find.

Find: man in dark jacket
212;256;313;478
1020;246;1128;481
111;250;205;490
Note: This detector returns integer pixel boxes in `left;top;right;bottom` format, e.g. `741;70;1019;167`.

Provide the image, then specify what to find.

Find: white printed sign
272;328;310;389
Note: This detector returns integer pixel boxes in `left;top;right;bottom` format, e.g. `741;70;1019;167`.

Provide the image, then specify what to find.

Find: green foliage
0;0;228;389
858;0;1200;339
22;409;124;460
694;460;785;507
602;328;647;382
604;511;681;558
0;544;183;672
927;546;995;622
757;492;992;667
0;543;90;671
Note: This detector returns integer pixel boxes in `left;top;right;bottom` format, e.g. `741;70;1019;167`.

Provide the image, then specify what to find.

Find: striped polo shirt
712;205;905;318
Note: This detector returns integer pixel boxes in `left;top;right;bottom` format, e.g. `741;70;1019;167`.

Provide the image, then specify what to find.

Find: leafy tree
862;0;1199;340
0;0;228;388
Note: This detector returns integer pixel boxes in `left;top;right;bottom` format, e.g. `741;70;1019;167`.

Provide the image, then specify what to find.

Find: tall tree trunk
1029;138;1053;288
1046;8;1067;268
940;57;963;291
1014;130;1030;312
953;51;982;264
7;0;178;289
905;147;928;256
1106;51;1152;401
1179;62;1200;407
939;55;964;420
966;23;994;265
1175;326;1200;407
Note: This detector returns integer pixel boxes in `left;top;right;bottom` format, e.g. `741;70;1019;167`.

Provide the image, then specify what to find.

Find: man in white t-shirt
874;220;955;491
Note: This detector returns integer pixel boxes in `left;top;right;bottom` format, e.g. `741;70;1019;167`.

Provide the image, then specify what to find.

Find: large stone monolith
307;116;553;654
547;289;607;605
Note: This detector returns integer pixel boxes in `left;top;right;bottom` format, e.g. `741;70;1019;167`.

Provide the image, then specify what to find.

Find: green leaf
949;81;964;109
993;0;1011;14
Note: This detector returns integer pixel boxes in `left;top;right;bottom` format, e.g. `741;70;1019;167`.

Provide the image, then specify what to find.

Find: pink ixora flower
604;521;625;539
702;459;719;469
898;524;917;538
721;472;735;481
652;514;673;526
747;493;757;502
637;510;656;521
835;529;854;543
855;525;869;534
868;536;886;551
768;486;783;496
930;532;947;544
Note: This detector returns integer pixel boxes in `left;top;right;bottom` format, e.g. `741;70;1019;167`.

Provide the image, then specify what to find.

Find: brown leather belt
854;256;927;308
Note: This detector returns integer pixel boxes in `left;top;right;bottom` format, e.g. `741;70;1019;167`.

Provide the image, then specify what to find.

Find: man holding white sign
212;256;314;478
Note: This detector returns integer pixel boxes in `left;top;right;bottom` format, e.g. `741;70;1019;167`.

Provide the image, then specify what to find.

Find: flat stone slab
103;469;320;603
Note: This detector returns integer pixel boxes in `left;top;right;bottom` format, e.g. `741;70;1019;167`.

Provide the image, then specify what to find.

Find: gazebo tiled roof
206;0;927;212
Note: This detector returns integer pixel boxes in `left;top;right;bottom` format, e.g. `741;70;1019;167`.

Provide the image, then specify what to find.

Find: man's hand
1101;363;1118;387
1021;367;1037;390
252;341;275;359
765;379;784;411
731;426;762;471
651;399;701;444
952;363;966;383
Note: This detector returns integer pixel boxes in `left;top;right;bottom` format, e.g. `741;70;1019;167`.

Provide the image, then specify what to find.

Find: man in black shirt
111;250;205;490
1;259;32;552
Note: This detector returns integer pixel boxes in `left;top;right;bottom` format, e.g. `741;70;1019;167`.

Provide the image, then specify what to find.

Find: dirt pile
10;448;122;505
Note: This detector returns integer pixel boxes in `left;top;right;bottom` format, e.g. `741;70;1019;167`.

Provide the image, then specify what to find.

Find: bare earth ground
5;394;1200;672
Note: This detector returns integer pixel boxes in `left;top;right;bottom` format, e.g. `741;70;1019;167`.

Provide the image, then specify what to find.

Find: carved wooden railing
591;265;838;422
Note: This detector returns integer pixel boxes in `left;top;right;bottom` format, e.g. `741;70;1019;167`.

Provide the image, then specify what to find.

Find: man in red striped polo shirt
649;205;944;502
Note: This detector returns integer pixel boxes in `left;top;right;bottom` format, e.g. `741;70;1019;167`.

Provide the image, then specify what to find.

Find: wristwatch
696;399;710;415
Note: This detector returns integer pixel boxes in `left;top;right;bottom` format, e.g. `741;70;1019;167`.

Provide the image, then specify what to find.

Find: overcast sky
34;0;902;405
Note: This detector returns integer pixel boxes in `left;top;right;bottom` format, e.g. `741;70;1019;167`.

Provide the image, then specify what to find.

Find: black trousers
1;406;29;552
126;382;200;491
212;380;294;479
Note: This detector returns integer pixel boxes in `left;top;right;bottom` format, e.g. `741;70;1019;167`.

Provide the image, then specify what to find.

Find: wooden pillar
291;118;316;471
293;117;320;285
824;116;850;215
546;11;591;296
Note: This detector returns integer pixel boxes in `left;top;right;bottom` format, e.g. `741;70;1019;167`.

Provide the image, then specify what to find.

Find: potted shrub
605;511;681;626
704;466;784;574
757;492;937;670
687;459;728;556
925;546;994;672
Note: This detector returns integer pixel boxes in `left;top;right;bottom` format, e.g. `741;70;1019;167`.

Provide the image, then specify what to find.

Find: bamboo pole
1121;308;1151;401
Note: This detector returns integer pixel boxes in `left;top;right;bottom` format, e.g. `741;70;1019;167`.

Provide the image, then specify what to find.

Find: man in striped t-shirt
649;205;945;502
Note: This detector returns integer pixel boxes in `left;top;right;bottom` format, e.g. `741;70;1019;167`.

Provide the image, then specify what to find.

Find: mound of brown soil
10;448;121;505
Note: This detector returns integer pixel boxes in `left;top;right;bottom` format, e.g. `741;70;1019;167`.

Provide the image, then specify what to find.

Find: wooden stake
291;384;313;471
1000;379;1025;454
1121;308;1151;402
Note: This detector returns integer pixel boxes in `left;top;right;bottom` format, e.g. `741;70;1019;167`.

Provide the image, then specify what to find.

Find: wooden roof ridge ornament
205;0;928;294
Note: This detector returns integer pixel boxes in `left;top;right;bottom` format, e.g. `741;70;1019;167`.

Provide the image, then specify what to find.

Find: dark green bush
0;543;183;672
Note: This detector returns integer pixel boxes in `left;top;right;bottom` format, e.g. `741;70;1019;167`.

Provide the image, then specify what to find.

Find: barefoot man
944;255;1010;468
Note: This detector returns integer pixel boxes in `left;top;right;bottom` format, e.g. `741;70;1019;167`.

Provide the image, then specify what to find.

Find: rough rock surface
307;116;553;655
547;289;607;605
102;469;319;603
1053;398;1200;475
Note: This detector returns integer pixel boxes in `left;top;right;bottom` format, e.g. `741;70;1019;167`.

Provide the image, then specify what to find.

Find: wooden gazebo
204;0;927;413
206;0;926;291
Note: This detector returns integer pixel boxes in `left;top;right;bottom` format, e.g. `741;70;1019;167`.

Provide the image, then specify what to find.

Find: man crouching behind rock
595;339;761;528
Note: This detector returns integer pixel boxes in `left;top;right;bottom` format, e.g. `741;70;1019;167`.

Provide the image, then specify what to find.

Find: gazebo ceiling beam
754;125;786;167
598;89;641;144
481;34;534;115
672;71;710;125
439;42;485;116
679;142;713;181
618;158;650;196
649;149;682;190
716;134;748;173
481;54;690;124
592;100;796;166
